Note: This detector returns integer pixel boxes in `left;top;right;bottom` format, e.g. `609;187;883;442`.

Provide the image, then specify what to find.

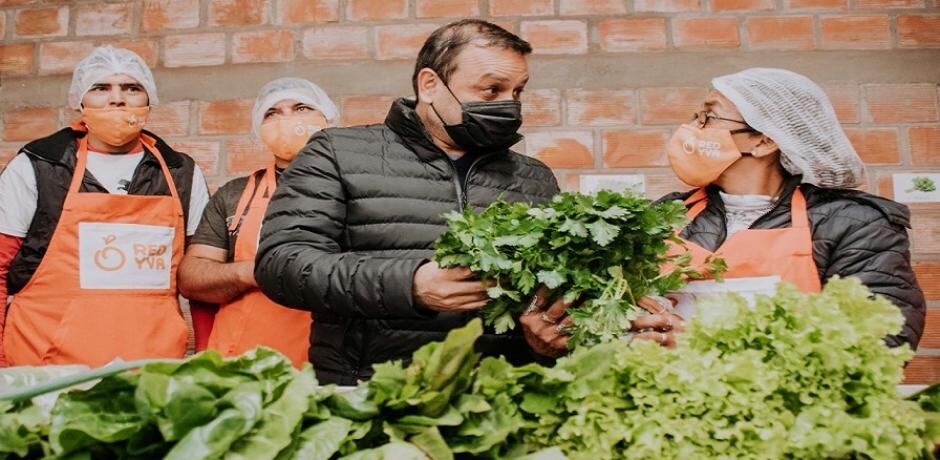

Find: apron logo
79;223;174;290
93;234;125;272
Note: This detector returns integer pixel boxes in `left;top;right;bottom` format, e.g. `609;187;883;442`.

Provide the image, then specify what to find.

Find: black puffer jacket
256;98;560;385
659;176;925;349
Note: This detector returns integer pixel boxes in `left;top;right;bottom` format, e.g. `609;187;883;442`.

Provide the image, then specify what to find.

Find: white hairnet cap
68;46;157;111
252;77;340;137
712;68;866;188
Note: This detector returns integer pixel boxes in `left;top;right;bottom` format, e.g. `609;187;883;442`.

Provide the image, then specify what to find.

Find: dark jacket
255;98;560;385
5;128;197;294
659;176;926;349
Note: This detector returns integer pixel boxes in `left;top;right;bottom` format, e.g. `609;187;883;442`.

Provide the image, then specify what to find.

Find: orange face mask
667;124;745;187
260;114;327;162
81;107;150;148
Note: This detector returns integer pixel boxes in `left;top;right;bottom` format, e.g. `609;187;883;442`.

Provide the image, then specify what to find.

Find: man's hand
630;295;685;348
521;286;574;358
413;262;489;312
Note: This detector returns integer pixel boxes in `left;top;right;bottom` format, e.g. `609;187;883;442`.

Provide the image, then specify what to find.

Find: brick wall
0;0;938;381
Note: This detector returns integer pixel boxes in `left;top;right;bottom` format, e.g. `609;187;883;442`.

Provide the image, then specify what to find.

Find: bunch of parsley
434;190;721;347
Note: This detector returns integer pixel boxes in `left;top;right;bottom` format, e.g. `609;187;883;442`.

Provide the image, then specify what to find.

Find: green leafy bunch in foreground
2;278;937;459
434;190;724;346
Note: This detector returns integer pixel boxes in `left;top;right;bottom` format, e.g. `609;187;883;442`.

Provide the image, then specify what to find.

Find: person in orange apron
0;46;210;367
178;77;339;367
522;68;925;356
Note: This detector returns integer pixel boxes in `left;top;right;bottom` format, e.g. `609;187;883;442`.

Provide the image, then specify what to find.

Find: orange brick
341;95;397;126
15;7;68;38
375;24;439;61
857;0;923;7
0;0;39;5
39;41;94;76
822;84;860;124
820;15;891;50
635;0;700;12
142;0;201;32
524;131;595;169
76;3;132;36
232;29;294;64
521;89;561;128
521;20;589;55
567;89;636;126
198;99;253;135
603;129;669;167
644;170;691;200
921;309;940;349
597;18;667;52
746;16;815;50
711;0;773;10
164;33;226;68
3;107;58;142
303;26;370;60
910;212;940;255
673;18;740;49
911;127;940;165
225;137;271;175
0;12;6;39
147;101;191;137
559;0;627;14
173;140;221;176
899;16;940;48
904;356;940;384
844;128;899;164
209;0;267;26
347;0;407;21
109;39;159;68
640;87;707;125
865;85;939;123
417;0;479;17
490;0;554;16
0;147;17;168
914;262;940;300
788;0;846;8
278;0;339;24
0;44;34;76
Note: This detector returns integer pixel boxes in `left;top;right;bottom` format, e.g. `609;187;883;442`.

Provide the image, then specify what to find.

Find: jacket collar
21;127;185;169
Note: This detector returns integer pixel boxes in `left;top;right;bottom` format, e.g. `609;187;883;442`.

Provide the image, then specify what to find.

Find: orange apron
206;165;311;367
3;135;188;367
669;187;822;293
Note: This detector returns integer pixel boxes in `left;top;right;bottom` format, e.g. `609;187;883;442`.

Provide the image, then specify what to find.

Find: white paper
892;173;940;203
578;174;645;195
669;276;781;319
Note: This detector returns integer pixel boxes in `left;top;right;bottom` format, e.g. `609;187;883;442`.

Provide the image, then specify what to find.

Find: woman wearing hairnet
178;77;339;366
630;67;924;350
0;46;210;366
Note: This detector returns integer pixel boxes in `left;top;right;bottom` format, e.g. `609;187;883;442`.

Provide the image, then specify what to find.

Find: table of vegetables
2;191;938;459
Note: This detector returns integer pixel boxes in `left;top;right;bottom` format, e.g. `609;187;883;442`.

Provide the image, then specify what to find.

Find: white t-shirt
0;151;209;238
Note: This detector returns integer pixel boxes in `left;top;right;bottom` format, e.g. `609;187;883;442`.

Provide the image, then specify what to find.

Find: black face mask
430;81;524;152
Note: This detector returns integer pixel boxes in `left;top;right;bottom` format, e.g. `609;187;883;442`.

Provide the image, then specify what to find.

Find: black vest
6;128;197;294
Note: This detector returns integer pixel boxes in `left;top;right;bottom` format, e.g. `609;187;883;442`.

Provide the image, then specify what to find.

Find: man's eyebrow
479;73;511;82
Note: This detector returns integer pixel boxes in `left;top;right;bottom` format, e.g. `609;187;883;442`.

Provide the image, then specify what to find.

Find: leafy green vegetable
434;190;724;346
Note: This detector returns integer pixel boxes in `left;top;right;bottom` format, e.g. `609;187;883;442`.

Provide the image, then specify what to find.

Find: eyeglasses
691;111;759;135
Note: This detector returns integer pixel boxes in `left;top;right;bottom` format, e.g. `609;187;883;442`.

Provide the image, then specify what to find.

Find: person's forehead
451;45;528;78
93;73;143;86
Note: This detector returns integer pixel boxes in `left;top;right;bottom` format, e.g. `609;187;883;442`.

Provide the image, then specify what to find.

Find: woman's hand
520;286;574;358
630;295;685;348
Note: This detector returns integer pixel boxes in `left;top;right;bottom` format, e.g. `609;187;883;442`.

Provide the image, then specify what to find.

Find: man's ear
750;135;780;158
416;68;439;105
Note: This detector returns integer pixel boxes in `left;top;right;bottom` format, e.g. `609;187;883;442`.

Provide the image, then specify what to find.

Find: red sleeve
0;233;24;366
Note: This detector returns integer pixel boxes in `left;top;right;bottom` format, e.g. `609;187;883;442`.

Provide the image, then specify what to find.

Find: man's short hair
412;19;532;97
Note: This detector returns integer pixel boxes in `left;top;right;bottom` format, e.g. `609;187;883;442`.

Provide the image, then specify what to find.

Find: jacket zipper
452;153;496;210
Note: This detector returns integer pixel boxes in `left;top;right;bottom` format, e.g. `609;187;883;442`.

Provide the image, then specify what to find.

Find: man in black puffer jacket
255;20;559;384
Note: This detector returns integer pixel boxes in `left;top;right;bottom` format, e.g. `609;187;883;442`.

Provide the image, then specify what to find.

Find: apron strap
227;164;276;233
684;188;708;220
67;135;183;217
789;188;810;229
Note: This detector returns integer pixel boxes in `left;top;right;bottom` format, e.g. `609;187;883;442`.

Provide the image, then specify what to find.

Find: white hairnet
252;77;340;137
68;46;157;111
712;68;866;188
